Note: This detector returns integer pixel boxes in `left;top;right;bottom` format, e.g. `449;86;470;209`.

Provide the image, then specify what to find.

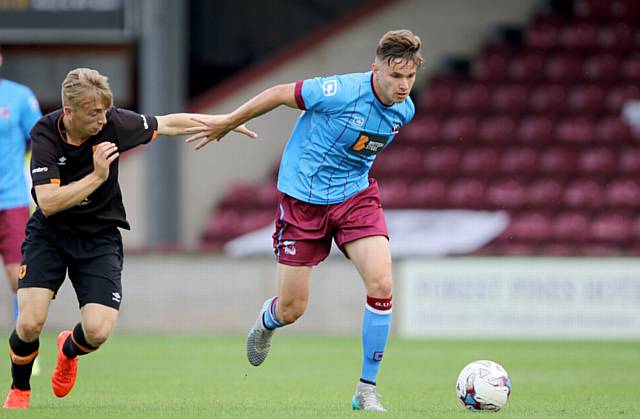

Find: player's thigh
68;231;123;311
19;222;68;296
343;235;393;297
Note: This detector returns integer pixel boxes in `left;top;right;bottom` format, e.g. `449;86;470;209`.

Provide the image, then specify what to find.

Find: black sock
9;330;39;391
62;323;98;359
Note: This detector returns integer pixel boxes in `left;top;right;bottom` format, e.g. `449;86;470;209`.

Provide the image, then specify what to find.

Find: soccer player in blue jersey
0;48;42;336
187;29;422;411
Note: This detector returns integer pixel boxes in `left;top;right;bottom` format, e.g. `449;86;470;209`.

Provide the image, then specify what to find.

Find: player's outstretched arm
156;113;257;138
185;83;297;150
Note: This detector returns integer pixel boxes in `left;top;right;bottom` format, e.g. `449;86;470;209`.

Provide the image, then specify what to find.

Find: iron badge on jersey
347;132;390;157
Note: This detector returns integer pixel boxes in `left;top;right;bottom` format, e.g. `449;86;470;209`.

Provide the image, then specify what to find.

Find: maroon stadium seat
408;179;448;208
501;147;539;174
478;115;517;144
595;116;632;143
508;52;545;81
621;55;640;80
605;84;640;112
545;54;584;82
378;178;411;208
605;178;640;207
597;23;637;50
461;148;500;175
559;23;599;49
508;211;552;241
418;82;454;111
453;82;491;112
590;213;632;242
528;178;565;207
564;178;605;208
525;22;559;49
486;179;528;209
551;211;591;241
540;147;579;174
578;147;617;174
472;51;510;81
530;85;568;113
423;147;462;175
568;85;606;112
619;147;640;174
400;116;442;144
448;178;486;208
491;84;529;112
583;53;620;81
441;116;479;143
556;117;596;144
518;115;555;143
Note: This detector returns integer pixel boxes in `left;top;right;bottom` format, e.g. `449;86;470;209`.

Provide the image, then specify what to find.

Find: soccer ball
456;360;511;411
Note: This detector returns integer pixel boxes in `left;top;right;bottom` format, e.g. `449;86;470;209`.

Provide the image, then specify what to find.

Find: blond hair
376;29;423;67
61;68;113;109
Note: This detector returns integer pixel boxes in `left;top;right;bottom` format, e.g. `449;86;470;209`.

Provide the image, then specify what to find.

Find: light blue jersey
277;71;415;205
0;79;41;210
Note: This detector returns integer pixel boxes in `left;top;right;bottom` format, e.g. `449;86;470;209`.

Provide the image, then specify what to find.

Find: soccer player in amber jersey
2;68;255;409
186;29;422;412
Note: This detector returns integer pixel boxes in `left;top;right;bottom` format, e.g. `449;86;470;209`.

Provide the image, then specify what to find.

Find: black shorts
19;212;124;310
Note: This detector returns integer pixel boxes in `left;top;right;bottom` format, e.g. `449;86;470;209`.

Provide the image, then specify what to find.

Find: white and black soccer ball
456;360;511;411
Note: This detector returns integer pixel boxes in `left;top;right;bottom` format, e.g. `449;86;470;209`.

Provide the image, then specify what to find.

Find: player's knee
367;274;393;298
16;317;45;341
82;325;112;347
278;301;306;324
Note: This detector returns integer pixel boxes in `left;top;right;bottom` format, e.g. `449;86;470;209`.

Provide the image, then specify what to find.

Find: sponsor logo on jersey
322;79;337;97
348;132;390;157
32;167;48;173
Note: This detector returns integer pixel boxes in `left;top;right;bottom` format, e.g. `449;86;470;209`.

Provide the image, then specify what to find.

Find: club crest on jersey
322;79;337;96
282;240;297;256
348;132;390;157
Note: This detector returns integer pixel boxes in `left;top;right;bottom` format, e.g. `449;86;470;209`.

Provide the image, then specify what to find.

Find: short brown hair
376;29;423;67
61;68;113;109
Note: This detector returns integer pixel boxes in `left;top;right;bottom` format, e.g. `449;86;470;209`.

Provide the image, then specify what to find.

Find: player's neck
61;115;90;146
371;77;393;107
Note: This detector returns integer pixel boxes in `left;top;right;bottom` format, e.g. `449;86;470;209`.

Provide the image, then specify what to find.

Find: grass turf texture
0;334;638;418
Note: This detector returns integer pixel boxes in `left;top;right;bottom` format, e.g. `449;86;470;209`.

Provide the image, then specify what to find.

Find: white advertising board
398;258;640;339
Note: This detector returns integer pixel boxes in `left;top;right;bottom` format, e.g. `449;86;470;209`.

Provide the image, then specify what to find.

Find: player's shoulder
1;79;35;97
30;109;61;141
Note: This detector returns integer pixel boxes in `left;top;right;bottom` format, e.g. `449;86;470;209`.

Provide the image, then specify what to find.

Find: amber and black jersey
29;107;158;236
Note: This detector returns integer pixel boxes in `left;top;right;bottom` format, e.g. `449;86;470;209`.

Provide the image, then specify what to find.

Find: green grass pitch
1;333;638;418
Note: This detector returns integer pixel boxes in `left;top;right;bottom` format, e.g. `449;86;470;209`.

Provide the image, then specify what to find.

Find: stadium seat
423;147;462;175
374;147;423;177
529;85;568;113
597;22;637;50
500;147;539;174
486;179;528;209
605;84;640;112
448;178;486;208
453;82;491;111
518;115;555;144
400;116;442;144
408;179;448;208
556;117;596;143
595;116;633;143
507;52;545;81
564;179;605;208
590;212;632;243
220;182;260;209
583;53;620;81
528;178;565;207
441;116;479;143
472;51;510;81
461;148;500;175
568;85;606;113
619;147;640;174
578;147;617;174
551;211;591;241
540;147;579;174
491;84;529;112
378;178;411;208
507;211;552;241
478;115;517;144
559;23;598;49
525;22;559;49
605;178;640;207
621;55;640;80
545;54;583;82
418;82;454;111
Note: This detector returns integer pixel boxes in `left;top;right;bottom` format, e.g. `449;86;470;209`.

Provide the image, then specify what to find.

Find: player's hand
92;142;119;181
184;115;258;151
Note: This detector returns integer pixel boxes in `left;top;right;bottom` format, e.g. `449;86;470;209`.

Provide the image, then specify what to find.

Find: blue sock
261;297;284;330
12;293;18;321
361;296;393;385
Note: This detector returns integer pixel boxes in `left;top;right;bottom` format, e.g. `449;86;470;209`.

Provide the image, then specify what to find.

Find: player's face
372;58;417;105
66;97;109;138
